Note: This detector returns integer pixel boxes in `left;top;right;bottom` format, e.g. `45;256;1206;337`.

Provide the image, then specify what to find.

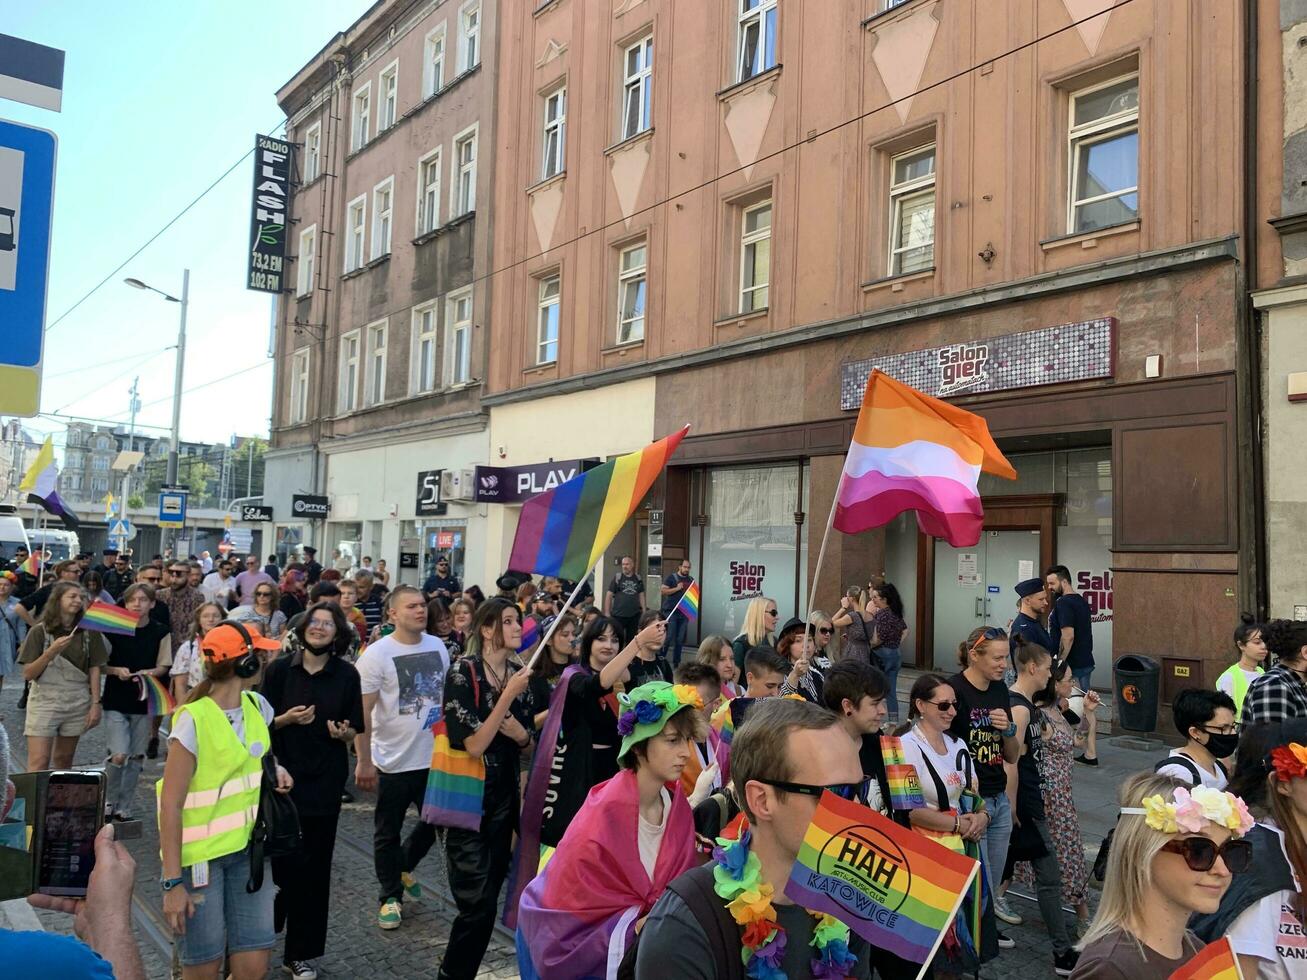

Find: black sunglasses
757;777;872;804
765;608;778;616
1159;836;1251;874
926;699;959;711
970;626;1007;654
817;626;834;635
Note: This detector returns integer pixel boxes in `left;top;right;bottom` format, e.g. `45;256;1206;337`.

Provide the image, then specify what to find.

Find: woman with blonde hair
696;634;740;699
729;596;777;673
1072;773;1254;978
170;601;227;703
808;609;838;661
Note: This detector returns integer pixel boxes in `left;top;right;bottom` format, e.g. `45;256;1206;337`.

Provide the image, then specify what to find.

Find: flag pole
523;568;592;673
802;473;844;658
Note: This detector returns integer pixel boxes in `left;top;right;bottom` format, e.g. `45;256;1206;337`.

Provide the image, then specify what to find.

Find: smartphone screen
36;772;104;897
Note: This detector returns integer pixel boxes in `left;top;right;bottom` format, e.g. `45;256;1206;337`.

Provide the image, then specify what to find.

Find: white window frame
887;144;937;276
296;224;317;297
379;60;399;130
289;348;310;424
424;25;446;97
616;241;647;344
739;200;771;313
303;121;322;182
351;81;371;152
459;1;481;73
411;302;439;394
344;194;367;272
416;146;442;235
365;320;388;406
737;0;778;83
1067;72;1140;234
452;124;478;217
879;0;913;10
338;329;362;413
536;275;561;365
446;288;473;385
621;36;654;140
542;86;566;180
371;176;394;259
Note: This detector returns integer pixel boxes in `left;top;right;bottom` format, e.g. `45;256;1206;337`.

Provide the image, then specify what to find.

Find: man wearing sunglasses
636;698;872;978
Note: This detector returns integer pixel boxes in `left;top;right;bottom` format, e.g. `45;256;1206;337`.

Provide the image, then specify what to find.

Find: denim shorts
177;848;275;966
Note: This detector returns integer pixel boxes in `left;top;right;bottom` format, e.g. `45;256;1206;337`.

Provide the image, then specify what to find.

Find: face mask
1203;731;1239;759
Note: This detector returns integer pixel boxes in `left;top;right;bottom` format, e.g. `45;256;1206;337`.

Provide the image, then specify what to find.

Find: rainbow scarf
135;674;176;716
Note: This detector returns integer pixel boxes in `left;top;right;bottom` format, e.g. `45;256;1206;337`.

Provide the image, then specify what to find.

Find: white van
28;527;80;563
0;508;30;566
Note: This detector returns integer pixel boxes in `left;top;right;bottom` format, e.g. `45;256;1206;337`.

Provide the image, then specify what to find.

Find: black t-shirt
19;582;54;615
627;655;673;688
660;573;692;615
608;573;644;618
444;656;539;769
103;620;172;715
423;573;461;598
1009;689;1045;820
304;560;323;585
947;671;1012;798
1009;612;1056;660
1050;593;1095;669
565;669;622;781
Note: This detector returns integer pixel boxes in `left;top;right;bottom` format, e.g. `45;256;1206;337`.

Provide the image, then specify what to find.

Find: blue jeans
662;611;689;665
178;848;275;966
1072;667;1094;693
103;710;150;817
876;646;902;721
982;792;1013;897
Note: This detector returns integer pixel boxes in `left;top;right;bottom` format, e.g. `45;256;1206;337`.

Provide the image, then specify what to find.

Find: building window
888;144;936;275
617;242;647;343
453;127;477;216
879;0;913;10
737;0;777;83
338;330;361;413
290;348;310;424
345;195;366;272
417;147;442;234
413;304;438;394
371;177;393;259
1068;74;1139;234
739;200;771;313
351;82;371;151
542;87;566;180
366;321;387;406
424;26;446;97
297;225;316;297
304;122;322;182
447;289;472;385
459;2;481;73
621;36;653;140
537;275;560;365
379;61;399;130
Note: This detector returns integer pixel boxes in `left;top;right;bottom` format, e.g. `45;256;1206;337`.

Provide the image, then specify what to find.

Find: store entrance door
932;531;1042;669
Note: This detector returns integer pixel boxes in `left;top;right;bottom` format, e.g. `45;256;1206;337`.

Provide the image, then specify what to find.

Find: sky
2;1;374;456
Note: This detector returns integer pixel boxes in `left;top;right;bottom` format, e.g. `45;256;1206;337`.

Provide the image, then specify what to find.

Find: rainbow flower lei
711;818;857;980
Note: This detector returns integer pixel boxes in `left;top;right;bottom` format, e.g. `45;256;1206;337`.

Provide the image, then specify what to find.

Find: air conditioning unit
441;468;477;502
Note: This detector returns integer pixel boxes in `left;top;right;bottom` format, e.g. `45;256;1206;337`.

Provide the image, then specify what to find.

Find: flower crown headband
616;684;703;738
1120;784;1254;836
1270;742;1307;782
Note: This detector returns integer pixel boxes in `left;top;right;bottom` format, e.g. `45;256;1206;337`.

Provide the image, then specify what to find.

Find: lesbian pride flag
834;370;1015;547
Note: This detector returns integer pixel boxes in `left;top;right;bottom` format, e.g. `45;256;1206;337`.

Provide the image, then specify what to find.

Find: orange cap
200;622;281;663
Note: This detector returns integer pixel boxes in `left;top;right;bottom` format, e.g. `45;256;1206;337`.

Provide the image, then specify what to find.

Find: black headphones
203;620;263;678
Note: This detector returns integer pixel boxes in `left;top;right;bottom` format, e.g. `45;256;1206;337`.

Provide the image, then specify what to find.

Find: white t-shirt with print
1227;823;1307;979
900;726;970;812
356;633;450;774
167;691;276;759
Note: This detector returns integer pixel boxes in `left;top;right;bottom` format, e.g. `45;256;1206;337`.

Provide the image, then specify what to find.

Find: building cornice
318;410;489;455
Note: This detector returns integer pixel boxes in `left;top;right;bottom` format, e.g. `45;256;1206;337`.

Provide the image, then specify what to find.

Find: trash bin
1115;654;1161;733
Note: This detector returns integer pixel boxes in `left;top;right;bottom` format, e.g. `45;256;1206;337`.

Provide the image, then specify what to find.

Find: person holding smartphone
261;602;364;980
156;621;289;979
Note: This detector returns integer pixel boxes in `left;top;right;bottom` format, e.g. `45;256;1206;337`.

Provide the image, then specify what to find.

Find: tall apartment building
264;0;497;584
485;0;1270;690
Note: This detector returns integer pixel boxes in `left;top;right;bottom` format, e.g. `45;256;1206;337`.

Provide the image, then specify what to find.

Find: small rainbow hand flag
785;791;978;965
673;581;700;621
78;600;138;636
881;734;926;810
1168;937;1243;980
135;674;176;716
17;553;39;577
518;616;539;653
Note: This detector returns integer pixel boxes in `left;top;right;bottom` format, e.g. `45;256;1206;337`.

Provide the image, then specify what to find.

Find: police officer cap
1015;578;1044;598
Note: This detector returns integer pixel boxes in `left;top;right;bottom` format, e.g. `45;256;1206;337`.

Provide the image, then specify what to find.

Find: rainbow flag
672;581;700;621
1168;937;1243;980
881;735;926;810
835;370;1015;548
78;600;138;636
785;791;978;965
17;553;40;577
135;674;176;716
508;426;689;580
519;616;539;653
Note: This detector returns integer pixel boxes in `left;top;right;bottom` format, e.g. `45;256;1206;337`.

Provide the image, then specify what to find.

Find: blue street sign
158;491;187;529
0;118;56;416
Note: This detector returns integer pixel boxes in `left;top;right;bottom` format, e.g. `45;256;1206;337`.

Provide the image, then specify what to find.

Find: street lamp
124;270;190;552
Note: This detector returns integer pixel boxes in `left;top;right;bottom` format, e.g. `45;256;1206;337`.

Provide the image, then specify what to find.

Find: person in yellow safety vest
1216;614;1268;723
157;621;289;980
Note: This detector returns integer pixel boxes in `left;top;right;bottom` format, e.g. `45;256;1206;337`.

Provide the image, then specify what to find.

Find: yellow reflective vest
1217;663;1262;723
157;692;269;868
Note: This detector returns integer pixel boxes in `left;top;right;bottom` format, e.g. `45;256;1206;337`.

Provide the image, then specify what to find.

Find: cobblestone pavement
0;680;1166;979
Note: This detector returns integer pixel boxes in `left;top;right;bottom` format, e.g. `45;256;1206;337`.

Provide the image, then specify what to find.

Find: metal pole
118;377;140;553
165;269;190;555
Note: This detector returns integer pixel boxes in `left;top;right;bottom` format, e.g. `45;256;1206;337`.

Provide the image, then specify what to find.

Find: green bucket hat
616;681;704;762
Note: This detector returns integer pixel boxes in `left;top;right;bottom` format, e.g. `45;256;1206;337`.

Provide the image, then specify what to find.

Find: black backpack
616;865;746;980
245;699;302;892
1153;753;1228;787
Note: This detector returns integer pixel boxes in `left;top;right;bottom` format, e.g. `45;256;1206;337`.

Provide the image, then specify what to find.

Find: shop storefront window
419;519;468;588
330;522;363;572
275;525;303;569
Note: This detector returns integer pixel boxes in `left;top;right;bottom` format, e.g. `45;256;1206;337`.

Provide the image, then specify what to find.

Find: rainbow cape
881;734;926;810
1168;937;1242;980
785;790;978;965
135;674;176;716
508;426;689;579
79;600;138;636
835;370;1015;548
672;580;700;621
